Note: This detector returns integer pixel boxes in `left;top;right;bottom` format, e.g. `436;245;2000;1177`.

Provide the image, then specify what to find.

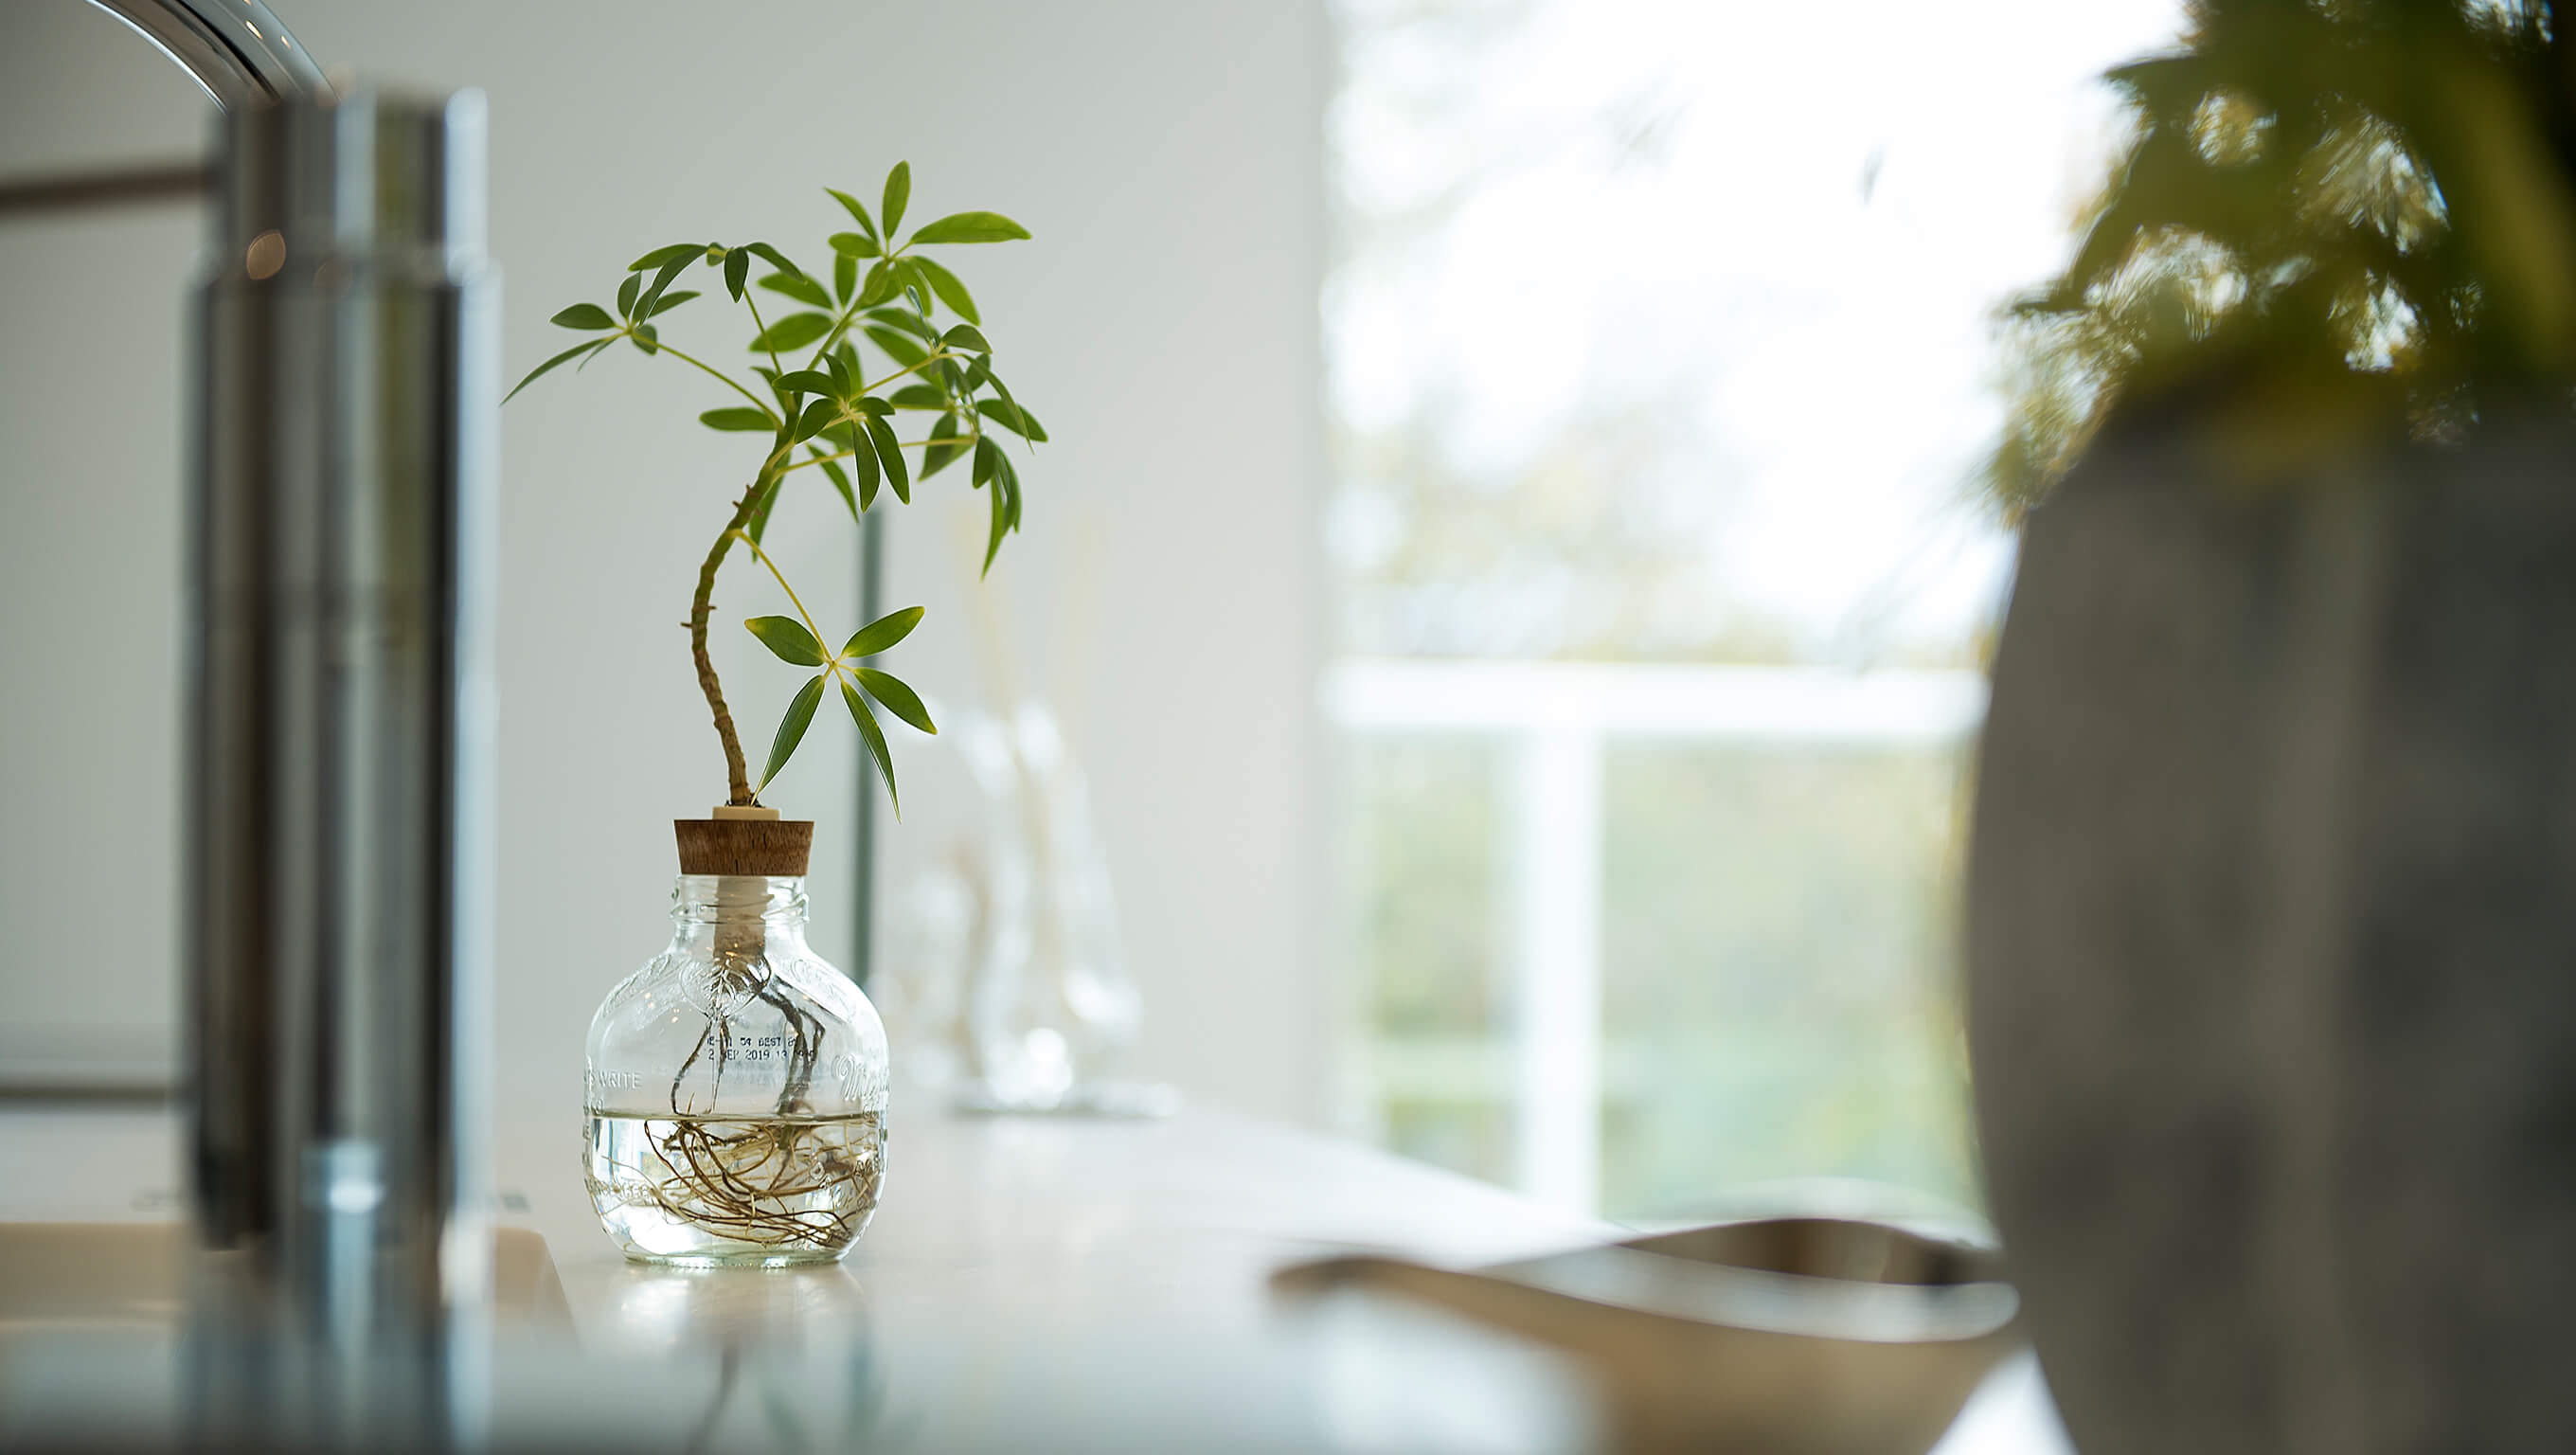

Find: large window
1325;0;2182;1220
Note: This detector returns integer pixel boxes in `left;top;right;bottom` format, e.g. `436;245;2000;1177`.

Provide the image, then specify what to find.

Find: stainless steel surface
190;88;496;1350
81;0;326;107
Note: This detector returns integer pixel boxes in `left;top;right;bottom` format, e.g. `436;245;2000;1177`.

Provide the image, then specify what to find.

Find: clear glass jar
583;874;889;1266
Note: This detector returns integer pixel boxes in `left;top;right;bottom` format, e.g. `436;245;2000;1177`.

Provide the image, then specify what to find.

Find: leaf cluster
508;163;1043;808
1989;0;2576;517
743;606;932;813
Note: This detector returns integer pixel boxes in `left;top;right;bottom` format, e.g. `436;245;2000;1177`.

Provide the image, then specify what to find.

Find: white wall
0;0;1325;1124
0;4;203;1085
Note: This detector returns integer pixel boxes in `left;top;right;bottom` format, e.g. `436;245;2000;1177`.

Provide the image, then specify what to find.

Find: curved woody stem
692;480;768;804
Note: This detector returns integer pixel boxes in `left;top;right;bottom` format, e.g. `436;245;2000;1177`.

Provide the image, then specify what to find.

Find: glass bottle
584;820;888;1266
949;704;1158;1113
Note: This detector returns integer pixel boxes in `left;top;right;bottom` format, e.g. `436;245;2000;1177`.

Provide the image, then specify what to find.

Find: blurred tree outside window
1325;0;2184;1221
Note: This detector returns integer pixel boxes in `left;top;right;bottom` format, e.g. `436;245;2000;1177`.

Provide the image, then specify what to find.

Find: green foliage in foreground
509;164;1043;812
1992;0;2576;517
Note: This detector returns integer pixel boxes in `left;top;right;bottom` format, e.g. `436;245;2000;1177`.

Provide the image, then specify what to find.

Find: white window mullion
1510;722;1603;1214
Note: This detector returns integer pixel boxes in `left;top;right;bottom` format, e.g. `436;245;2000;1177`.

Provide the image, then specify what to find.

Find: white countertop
0;1104;2068;1452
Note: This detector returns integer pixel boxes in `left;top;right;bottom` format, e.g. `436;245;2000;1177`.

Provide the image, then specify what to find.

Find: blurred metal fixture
42;0;499;1408
193;79;496;1353
85;0;324;106
0;0;315;220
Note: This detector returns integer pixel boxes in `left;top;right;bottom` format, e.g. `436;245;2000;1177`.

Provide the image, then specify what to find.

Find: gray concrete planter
1965;423;2576;1452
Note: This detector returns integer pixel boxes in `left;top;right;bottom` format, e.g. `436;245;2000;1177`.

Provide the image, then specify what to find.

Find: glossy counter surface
0;1105;2066;1451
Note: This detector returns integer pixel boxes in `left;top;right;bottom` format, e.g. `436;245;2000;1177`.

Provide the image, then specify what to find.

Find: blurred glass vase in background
886;704;1173;1116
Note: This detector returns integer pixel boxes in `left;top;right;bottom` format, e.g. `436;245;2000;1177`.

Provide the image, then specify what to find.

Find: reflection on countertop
0;1104;2064;1452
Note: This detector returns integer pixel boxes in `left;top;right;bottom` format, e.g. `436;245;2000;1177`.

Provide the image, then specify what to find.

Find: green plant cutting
508;162;1042;813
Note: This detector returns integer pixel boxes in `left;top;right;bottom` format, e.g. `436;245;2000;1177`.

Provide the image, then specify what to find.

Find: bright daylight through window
1324;0;2185;1220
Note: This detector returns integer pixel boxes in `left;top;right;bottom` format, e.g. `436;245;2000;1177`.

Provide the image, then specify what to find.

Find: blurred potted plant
510;166;1047;1264
1968;1;2576;1446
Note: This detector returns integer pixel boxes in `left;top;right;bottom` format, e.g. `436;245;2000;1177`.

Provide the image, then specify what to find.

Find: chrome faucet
86;0;322;106
80;0;496;1377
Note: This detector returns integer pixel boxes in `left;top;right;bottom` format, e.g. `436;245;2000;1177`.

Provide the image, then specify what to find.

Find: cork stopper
675;806;813;876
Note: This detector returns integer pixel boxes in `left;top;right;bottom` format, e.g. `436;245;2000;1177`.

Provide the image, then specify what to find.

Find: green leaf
855;395;895;417
842;680;899;817
795;399;838;441
864;416;910;504
857;260;900;309
862;325;927;368
760;271;834;309
889;384;946;410
833;252;857;305
826;189;880;243
976;397;1046;440
724;247;751;302
749;313;833;353
637;252;694;318
631;322;660;354
745;474;784;546
984;475;1010;574
857;667;936;735
812;449;857;520
647;289;699;317
829;231;882;259
841;604;924;657
974;432;1004;488
743;242;807;279
628;242;704;272
962;356;993;392
968;396;1025;438
777;369;838;399
759;674;828;793
744;615;826;666
699;407;776;432
922;414;968;477
869;308;938;341
550;303;616;331
940;323;992;353
909;256;979;324
881;161;911;241
908;211;1032;245
617;274;642;318
985;369;1038;450
999;438;1023;523
823;350;853;394
504;340;599;404
898;260;936;314
850;419;882;509
572;336;617;371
